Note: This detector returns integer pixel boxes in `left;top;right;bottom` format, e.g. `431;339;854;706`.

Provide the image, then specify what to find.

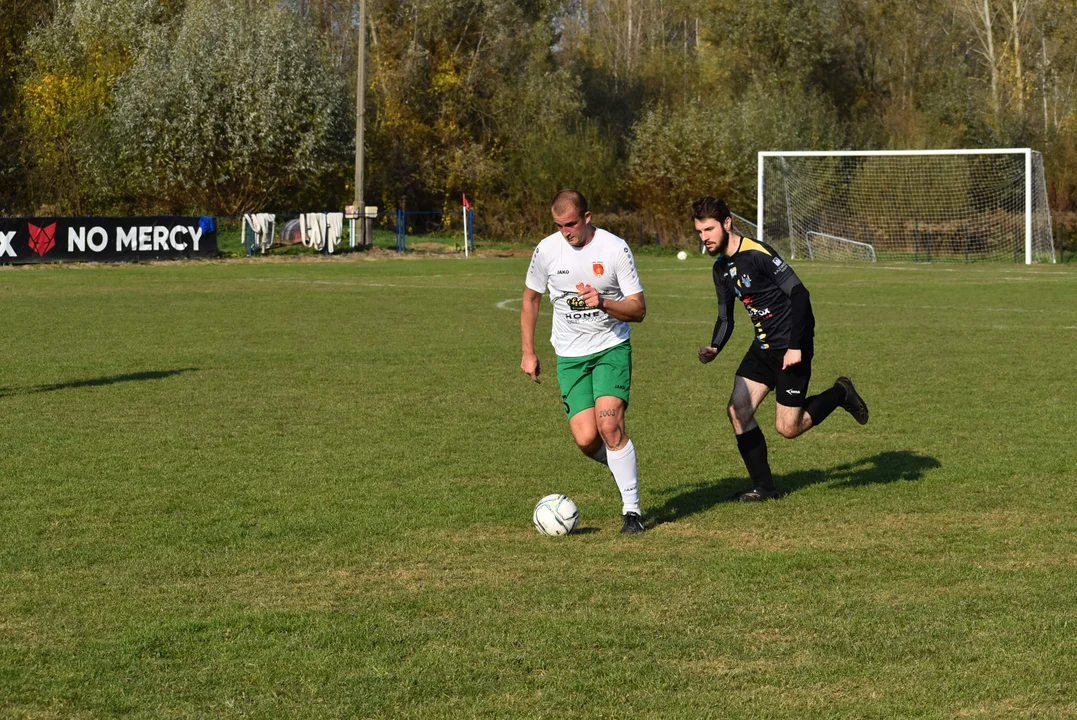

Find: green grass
2;255;1076;718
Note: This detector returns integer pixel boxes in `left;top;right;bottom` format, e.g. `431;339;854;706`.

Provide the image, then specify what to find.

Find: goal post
806;232;876;262
756;149;1054;264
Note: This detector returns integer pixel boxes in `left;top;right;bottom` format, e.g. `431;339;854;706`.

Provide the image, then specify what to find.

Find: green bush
110;0;347;215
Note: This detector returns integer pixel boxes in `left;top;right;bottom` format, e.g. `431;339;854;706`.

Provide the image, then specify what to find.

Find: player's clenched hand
575;282;601;308
782;348;801;370
521;353;541;383
698;346;719;364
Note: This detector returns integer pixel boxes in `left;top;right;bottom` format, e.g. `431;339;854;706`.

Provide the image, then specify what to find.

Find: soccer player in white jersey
520;190;648;533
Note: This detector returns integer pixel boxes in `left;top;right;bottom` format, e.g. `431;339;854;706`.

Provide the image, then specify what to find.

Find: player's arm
576;283;646;322
520;286;543;383
780;281;811;348
522;244;548;383
582;242;646;322
606;292;646;322
763;255;812;368
700;265;734;364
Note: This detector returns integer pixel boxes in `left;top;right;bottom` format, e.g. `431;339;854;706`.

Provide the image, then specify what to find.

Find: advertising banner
0;216;217;265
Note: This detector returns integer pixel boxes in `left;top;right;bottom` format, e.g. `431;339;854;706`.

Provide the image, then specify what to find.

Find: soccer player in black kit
692;196;869;501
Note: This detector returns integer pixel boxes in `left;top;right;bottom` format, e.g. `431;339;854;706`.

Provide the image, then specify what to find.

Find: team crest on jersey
592;262;605;277
728;265;737;277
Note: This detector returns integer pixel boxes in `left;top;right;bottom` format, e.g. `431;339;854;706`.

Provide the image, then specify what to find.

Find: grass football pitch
2;255;1076;718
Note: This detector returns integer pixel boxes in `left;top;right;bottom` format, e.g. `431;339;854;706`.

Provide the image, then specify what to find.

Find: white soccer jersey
525;227;644;357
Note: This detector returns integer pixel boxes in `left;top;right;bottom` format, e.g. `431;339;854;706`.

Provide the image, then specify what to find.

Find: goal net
757;149;1055;263
731;212;757;239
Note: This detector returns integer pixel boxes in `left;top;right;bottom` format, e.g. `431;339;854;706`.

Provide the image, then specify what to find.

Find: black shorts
735;342;814;408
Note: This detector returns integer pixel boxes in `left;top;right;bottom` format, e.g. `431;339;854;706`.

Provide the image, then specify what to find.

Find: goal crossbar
756;148;1050;265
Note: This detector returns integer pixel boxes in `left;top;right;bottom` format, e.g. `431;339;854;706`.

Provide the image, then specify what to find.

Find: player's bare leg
728;376;778;501
594;395;628;451
727;376;770;434
775;403;813;439
592;396;644;533
568;409;604;460
774;378;869;440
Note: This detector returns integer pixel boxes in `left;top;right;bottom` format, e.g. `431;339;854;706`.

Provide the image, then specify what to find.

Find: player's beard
707;224;729;256
716;225;730;255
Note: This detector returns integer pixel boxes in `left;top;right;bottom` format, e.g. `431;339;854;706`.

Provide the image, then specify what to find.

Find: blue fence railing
385;209;475;253
231;209;478;256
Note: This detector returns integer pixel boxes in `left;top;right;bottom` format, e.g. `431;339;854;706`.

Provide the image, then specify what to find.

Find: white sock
606;440;640;515
588;445;608;466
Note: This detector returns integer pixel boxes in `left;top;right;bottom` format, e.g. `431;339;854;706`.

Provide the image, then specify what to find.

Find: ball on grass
677;250;688;260
533;494;579;536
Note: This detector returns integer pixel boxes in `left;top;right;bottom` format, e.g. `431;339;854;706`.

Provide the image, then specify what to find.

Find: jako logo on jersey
785;389;802;395
28;222;57;257
556;269;569;274
592;262;604;277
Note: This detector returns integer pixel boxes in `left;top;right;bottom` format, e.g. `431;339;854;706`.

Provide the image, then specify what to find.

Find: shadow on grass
650;450;941;526
0;368;198;397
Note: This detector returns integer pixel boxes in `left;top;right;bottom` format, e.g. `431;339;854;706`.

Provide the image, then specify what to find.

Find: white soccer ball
532;494;579;536
677;250;688;260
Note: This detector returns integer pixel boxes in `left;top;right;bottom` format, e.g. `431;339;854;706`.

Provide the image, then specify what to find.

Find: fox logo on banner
27;223;57;256
0;217;218;265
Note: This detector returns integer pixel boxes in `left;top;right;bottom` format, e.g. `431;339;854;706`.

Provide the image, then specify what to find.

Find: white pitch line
493;297;710;325
494;296;1038;319
244;277;486;291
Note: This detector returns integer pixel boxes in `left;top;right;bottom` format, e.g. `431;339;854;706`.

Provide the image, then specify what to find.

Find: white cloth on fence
243;213;276;252
301;213;328;251
299;212;345;253
326;213;344;254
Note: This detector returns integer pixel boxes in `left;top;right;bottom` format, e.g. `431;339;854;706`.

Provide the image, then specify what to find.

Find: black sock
804;384;846;427
735;426;774;491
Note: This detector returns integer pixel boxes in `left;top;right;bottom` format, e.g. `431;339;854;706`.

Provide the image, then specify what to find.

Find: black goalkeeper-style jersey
710;237;815;352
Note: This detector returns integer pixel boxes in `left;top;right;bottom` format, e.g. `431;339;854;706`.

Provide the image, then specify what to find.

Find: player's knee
597;420;625;449
571;427;601;453
775;418;801;439
727;402;751;431
573;436;601;456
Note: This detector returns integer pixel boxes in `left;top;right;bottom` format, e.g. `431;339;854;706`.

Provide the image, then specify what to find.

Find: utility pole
354;0;367;247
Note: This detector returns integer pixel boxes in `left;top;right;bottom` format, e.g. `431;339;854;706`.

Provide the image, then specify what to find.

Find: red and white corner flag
462;193;471;210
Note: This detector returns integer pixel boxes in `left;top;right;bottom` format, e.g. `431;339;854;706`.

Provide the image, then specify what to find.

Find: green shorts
556;341;632;418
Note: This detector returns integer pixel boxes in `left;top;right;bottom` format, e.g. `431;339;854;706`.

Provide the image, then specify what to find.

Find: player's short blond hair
551;189;588;216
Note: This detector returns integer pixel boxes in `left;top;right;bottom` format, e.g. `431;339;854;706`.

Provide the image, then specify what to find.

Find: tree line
3;0;1077;242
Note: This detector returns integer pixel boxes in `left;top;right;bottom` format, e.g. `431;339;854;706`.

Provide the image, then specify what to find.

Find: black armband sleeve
709;263;735;352
711;308;734;353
